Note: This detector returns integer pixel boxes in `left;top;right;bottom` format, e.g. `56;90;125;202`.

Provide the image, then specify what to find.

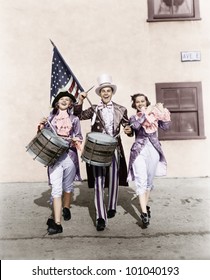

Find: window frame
147;0;201;22
156;81;205;140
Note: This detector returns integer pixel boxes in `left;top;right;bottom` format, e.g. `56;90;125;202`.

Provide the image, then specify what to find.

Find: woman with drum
38;91;83;235
74;74;132;231
127;93;171;227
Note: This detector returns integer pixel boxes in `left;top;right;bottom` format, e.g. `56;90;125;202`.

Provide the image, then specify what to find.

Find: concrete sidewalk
0;177;210;260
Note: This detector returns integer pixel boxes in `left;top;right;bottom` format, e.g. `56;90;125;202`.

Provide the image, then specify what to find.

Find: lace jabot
54;110;72;137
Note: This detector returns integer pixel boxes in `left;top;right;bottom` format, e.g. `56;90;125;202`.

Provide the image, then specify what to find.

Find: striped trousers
93;152;119;223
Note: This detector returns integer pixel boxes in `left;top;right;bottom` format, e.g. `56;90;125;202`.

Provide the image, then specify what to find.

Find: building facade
0;0;209;182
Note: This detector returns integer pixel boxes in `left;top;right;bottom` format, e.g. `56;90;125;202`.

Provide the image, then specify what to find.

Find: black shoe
96;218;106;231
63;207;71;221
47;220;63;235
146;206;151;219
140;212;149;228
46;218;54;228
107;209;116;219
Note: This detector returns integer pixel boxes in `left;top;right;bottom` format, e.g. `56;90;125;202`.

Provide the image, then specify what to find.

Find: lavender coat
46;111;83;181
127;114;170;181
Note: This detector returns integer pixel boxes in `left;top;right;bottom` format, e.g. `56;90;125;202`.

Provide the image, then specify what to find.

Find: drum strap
86;96;110;135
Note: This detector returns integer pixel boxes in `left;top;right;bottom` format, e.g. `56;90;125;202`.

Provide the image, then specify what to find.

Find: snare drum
26;129;69;166
81;132;118;166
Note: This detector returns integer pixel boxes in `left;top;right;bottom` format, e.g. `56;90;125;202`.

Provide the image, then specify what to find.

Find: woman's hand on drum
71;138;82;151
38;117;47;131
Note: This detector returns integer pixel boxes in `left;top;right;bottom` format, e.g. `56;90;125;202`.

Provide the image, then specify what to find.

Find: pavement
0;177;210;260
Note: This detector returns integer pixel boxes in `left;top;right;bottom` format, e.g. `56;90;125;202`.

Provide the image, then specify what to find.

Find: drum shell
81;132;118;166
26;129;69;166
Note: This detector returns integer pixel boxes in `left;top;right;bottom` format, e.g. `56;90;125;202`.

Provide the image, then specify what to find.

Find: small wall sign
181;51;201;62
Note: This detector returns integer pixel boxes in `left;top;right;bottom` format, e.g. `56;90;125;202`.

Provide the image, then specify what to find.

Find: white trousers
48;153;76;198
132;140;159;196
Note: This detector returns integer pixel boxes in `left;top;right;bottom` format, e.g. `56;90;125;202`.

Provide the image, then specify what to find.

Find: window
156;82;205;140
147;0;201;22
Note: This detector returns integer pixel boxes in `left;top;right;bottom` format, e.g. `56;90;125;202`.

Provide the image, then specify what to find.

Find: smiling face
57;96;72;110
99;86;113;104
134;95;147;111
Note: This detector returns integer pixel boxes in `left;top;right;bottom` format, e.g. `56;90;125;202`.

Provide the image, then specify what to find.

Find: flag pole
49;39;55;47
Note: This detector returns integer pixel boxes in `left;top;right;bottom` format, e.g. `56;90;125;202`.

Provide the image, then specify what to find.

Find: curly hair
130;93;151;109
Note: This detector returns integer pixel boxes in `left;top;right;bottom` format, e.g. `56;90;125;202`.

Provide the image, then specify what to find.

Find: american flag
50;40;84;105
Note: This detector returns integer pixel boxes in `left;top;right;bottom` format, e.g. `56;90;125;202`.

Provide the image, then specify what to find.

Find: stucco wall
1;0;210;182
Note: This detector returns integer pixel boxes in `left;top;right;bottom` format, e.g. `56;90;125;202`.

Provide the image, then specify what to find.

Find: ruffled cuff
157;108;171;122
152;107;171;122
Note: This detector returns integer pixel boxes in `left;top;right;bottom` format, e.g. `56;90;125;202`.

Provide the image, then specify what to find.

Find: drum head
41;129;69;148
87;132;117;145
81;132;118;166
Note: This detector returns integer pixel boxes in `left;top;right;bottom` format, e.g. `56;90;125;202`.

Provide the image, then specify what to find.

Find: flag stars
50;47;83;102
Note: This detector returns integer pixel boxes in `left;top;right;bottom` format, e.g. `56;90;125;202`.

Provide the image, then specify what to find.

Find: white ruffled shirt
53;110;72;137
91;101;114;136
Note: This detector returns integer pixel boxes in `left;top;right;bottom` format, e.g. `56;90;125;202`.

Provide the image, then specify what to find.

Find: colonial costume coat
74;102;129;187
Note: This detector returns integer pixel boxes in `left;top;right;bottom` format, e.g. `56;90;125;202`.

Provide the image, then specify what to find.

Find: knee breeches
48;153;76;198
132;140;159;196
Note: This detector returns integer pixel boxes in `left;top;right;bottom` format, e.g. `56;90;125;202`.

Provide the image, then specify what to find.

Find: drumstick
47;120;57;135
84;86;110;135
86;85;95;94
40;111;57;135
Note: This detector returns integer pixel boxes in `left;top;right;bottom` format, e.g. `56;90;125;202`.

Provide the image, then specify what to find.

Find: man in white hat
74;74;132;231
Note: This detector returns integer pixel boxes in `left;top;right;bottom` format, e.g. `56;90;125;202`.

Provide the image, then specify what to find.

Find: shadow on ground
33;181;144;227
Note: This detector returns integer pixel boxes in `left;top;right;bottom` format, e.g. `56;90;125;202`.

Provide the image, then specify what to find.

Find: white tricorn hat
95;74;117;96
